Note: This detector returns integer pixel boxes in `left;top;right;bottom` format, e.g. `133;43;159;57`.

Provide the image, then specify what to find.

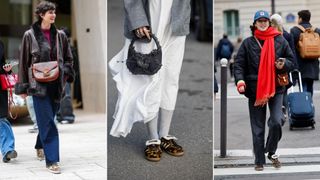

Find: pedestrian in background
56;27;75;124
230;37;242;81
15;1;74;174
109;0;190;162
0;39;18;163
71;40;82;109
234;10;295;171
270;13;298;124
216;34;234;78
26;96;38;133
214;66;219;100
232;37;242;59
290;10;320;97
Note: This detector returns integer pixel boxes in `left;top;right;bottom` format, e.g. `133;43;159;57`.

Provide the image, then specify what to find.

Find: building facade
214;0;320;45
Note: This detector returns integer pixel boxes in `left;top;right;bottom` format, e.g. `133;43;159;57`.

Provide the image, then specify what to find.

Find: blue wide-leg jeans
33;95;59;165
0;117;15;160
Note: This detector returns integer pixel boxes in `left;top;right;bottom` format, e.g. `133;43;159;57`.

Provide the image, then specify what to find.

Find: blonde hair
270;14;283;34
271;19;283;34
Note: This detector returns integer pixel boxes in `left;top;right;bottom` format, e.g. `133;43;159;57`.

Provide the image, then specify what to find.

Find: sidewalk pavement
0;110;106;180
215;148;320;168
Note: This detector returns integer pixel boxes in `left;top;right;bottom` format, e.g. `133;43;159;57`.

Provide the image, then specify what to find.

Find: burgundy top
42;29;51;45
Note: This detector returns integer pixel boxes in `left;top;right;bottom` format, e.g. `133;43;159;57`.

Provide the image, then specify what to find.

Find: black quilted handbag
126;34;162;75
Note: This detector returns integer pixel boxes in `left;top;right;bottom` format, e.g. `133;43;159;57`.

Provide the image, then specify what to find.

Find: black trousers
248;93;283;165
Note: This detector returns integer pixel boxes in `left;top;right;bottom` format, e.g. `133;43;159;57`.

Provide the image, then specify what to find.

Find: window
0;0;32;60
223;10;239;37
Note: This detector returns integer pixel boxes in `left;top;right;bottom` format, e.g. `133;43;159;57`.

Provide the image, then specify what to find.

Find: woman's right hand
3;64;12;72
237;80;246;94
135;26;151;40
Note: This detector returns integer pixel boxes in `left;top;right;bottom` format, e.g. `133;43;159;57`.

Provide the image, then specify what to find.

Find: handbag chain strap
8;86;17;119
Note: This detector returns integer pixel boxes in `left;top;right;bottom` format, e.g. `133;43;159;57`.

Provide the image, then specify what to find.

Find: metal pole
271;0;275;14
220;58;228;158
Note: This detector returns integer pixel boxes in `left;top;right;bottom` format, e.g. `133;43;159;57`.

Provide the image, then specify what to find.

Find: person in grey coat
109;0;191;162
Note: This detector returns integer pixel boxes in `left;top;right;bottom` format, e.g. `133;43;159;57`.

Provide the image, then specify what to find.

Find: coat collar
31;21;59;62
31;21;58;47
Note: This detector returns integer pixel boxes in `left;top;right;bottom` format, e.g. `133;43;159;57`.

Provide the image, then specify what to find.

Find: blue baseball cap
254;10;270;21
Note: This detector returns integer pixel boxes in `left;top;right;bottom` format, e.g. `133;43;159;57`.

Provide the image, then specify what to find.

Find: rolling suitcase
287;70;315;130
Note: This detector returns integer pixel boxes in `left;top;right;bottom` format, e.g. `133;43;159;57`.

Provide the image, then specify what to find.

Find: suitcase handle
289;69;303;93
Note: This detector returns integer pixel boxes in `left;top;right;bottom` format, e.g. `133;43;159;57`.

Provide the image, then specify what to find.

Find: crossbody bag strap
254;36;263;49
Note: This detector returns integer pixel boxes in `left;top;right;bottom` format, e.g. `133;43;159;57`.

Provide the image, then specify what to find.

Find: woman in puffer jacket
234;10;295;171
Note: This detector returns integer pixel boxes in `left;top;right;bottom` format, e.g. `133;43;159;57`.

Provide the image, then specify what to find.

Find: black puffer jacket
234;34;295;99
290;22;320;80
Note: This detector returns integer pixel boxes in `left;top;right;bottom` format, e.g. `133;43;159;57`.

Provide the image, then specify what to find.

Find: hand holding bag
0;73;18;119
0;73;18;90
32;32;60;82
126;34;162;75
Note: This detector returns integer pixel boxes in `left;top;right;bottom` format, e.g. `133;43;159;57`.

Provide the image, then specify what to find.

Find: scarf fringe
254;92;275;107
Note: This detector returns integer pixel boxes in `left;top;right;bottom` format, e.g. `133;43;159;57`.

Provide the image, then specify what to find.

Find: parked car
191;0;213;41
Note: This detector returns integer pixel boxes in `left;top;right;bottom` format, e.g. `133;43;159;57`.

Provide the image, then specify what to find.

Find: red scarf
254;27;280;106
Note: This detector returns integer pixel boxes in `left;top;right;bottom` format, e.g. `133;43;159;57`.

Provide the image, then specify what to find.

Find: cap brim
255;16;270;21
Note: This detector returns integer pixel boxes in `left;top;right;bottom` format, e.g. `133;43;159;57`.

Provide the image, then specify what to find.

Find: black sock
268;152;275;158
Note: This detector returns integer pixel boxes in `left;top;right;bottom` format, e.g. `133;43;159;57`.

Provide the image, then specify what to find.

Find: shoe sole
146;157;161;162
162;149;184;157
272;164;281;169
255;167;264;171
47;168;61;174
47;165;61;174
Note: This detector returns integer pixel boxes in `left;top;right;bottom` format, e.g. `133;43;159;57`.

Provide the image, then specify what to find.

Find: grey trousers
248;93;283;165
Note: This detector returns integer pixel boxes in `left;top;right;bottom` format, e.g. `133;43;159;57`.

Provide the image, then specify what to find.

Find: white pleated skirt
109;0;186;137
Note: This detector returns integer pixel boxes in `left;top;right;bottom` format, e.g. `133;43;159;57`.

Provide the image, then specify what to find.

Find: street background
107;1;213;179
0;111;106;180
214;64;320;179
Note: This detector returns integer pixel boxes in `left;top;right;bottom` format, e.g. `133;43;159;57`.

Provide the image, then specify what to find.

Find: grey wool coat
123;0;191;39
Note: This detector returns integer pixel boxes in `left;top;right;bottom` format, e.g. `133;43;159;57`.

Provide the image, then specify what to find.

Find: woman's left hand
275;59;285;70
3;64;12;72
135;26;151;40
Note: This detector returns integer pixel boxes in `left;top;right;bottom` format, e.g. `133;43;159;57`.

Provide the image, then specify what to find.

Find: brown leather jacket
15;22;74;102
